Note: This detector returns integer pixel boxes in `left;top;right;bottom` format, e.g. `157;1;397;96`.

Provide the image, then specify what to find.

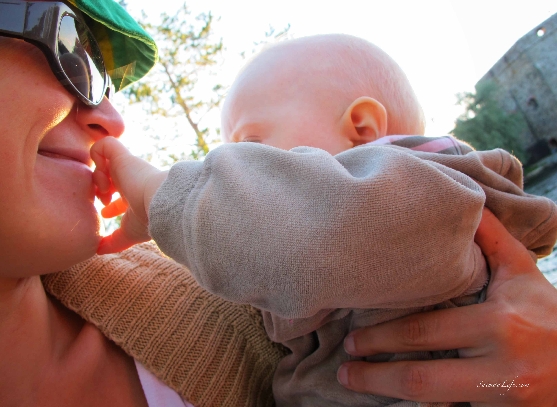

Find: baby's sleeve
405;148;557;257
149;142;491;319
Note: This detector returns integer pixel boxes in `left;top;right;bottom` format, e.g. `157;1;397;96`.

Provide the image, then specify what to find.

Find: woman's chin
73;215;104;260
44;212;104;273
42;235;101;275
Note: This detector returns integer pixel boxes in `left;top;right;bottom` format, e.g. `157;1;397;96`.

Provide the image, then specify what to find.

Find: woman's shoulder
43;242;286;407
42;296;149;407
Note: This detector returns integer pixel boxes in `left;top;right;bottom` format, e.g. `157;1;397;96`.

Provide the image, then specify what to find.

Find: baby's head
221;34;424;155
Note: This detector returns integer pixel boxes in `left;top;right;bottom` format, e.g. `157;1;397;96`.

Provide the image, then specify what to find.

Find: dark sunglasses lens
57;15;106;105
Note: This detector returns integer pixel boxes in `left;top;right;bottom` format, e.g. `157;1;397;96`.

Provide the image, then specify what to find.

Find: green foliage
451;81;527;163
124;3;225;163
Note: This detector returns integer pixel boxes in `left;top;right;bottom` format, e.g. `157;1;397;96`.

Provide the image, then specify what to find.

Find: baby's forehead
223;40;371;118
225;36;399;105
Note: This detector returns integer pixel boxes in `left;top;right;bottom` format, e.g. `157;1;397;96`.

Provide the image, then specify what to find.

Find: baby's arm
93;138;557;321
91;137;168;254
149;142;491;318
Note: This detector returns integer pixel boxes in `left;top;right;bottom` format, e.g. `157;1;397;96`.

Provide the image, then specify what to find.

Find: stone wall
478;13;557;163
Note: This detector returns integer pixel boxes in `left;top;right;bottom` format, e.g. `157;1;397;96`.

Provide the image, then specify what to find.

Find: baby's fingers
93;169;114;205
101;197;128;218
90;136;129;167
97;212;150;254
97;231;134;254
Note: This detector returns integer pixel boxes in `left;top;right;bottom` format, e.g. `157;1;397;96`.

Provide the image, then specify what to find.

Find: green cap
67;0;158;91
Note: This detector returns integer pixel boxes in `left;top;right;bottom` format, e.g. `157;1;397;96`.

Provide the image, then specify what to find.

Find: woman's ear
341;97;387;146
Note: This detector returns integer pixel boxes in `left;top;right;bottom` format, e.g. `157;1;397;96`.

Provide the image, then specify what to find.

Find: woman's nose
75;96;126;141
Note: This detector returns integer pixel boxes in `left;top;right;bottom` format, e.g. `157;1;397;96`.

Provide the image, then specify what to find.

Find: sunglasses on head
0;0;113;106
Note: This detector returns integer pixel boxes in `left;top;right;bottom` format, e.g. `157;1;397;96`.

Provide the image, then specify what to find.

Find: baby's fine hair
256;34;425;135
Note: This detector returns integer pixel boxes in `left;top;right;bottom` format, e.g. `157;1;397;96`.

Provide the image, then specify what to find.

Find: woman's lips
37;150;94;177
38;150;79;161
37;149;91;167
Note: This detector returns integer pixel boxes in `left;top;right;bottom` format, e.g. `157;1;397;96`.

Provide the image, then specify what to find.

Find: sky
115;0;557;154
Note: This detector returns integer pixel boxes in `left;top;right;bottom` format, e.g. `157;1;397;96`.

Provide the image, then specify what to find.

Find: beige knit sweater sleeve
150;143;557;320
42;242;287;407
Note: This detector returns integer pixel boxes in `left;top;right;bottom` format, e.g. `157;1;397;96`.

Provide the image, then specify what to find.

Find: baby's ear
341;97;387;146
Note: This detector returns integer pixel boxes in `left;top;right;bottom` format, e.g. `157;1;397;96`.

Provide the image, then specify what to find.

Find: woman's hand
338;208;557;406
91;137;168;254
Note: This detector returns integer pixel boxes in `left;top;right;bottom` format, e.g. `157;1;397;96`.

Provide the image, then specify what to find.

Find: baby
92;35;557;406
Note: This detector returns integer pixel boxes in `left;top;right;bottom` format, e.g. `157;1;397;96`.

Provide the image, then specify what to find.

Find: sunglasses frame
0;1;112;106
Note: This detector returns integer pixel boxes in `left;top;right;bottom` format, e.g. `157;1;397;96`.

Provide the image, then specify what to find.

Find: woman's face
0;37;125;277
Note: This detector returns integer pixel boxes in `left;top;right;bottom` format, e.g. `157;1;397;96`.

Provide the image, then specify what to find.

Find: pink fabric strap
135;360;195;407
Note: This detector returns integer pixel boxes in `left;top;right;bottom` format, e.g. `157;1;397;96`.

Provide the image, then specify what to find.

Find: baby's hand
91;137;168;254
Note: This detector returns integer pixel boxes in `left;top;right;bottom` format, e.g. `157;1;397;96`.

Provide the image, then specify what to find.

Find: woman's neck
0;275;148;407
0;276;54;403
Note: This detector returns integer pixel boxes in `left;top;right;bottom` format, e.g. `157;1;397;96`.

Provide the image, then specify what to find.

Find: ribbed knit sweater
42;242;287;407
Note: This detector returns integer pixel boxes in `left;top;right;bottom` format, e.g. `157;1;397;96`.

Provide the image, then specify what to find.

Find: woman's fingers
338;358;531;405
339;208;557;405
474;208;537;281
344;303;488;357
